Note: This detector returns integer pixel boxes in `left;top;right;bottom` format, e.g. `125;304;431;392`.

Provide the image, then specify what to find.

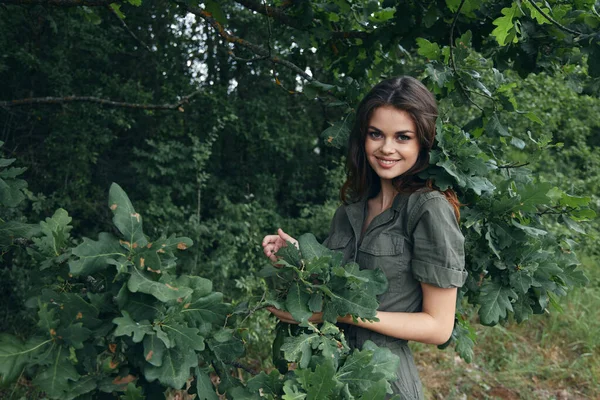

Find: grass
412;255;600;399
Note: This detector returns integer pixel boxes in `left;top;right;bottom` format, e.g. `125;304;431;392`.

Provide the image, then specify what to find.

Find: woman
262;76;467;399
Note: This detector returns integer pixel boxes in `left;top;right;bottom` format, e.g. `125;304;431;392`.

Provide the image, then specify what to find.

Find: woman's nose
380;139;395;154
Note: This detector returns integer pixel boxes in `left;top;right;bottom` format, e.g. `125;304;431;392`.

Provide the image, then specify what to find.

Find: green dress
322;190;467;399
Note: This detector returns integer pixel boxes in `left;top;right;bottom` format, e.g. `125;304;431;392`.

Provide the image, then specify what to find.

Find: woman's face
364;106;420;183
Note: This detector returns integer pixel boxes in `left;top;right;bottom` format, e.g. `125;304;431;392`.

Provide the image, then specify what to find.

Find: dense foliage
1;0;599;397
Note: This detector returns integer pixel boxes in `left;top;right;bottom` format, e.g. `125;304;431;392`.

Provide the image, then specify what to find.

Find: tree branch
0;91;202;110
448;0;484;112
525;0;584;37
106;4;153;52
0;0;117;6
232;0;368;39
181;2;315;82
497;162;530;169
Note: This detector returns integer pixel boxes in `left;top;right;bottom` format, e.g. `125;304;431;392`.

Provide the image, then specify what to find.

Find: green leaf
195;368;218;400
308;292;323;312
282;380;307;400
110;3;125;19
426;62;452;88
357;379;388;399
276;242;302;267
0;335;51;385
369;7;395;23
511;220;547;237
109;183;148;247
112;311;153;343
143;334;166;367
246;370;283;396
205;0;227;25
182;292;230;332
416;38;441;61
321;120;350;148
58;323;92;349
0;221;40;248
298;233;330;261
478;281;518;325
285;282;313;326
510;270;537;294
523;1;551;25
0;175;27;207
33;347;80;398
362;340;400;383
280;333;320;369
491;3;522;46
207;329;245;363
37;302;59;333
120;383;145;400
452;319;475;362
486;113;509;136
127;269;193;302
70;232;126;276
31;208;72;257
144;346;198;389
295;360;337;400
524;112;543;125
163;324;205;352
517;183;552;212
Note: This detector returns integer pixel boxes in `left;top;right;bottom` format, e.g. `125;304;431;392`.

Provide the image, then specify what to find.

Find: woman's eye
397;134;410;141
368;131;382;139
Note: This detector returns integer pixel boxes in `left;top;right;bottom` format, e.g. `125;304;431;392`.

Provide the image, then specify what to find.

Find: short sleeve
409;195;467;288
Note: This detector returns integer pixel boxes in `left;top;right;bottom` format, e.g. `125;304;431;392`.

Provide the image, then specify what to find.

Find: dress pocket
359;233;407;292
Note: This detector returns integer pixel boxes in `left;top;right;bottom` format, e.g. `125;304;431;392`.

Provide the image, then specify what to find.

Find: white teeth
379;159;398;164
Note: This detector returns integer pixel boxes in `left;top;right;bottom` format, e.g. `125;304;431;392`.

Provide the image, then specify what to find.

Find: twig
537;206;576;216
0;91;202;110
181;2;314;82
525;0;584;37
0;0;117;6
240;290;267;325
232;0;368;39
497;162;530;169
106;4;153;52
228;361;257;375
448;0;484;111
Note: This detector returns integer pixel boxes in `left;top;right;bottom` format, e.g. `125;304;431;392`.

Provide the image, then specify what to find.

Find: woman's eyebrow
368;125;415;134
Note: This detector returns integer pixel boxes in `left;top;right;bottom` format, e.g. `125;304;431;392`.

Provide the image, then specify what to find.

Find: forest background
0;0;599;398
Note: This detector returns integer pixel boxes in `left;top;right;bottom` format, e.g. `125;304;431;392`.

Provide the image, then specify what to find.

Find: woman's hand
261;228;298;263
267;306;324;324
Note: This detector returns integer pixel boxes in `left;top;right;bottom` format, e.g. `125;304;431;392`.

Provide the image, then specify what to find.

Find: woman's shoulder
406;188;449;211
405;189;457;232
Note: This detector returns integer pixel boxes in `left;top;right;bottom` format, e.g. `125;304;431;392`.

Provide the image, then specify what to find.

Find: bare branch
181;2;314;82
106;4;153;52
232;0;368;39
0;0;117;6
0;91;202;110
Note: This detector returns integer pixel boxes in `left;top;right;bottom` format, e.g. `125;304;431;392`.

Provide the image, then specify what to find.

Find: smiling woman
262;76;467;400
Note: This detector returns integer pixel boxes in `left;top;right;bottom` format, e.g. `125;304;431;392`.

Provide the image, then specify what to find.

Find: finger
277;228;298;247
262;235;279;246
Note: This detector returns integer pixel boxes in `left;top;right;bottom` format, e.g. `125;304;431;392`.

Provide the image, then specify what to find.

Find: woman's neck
371;179;398;210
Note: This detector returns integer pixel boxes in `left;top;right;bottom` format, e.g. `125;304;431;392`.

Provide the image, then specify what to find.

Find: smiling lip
375;157;400;169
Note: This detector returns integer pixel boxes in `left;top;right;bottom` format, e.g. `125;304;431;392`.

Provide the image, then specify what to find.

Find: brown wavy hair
340;76;460;220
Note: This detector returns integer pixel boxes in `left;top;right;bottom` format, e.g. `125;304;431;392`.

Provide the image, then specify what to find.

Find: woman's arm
268;282;457;345
338;283;457;345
